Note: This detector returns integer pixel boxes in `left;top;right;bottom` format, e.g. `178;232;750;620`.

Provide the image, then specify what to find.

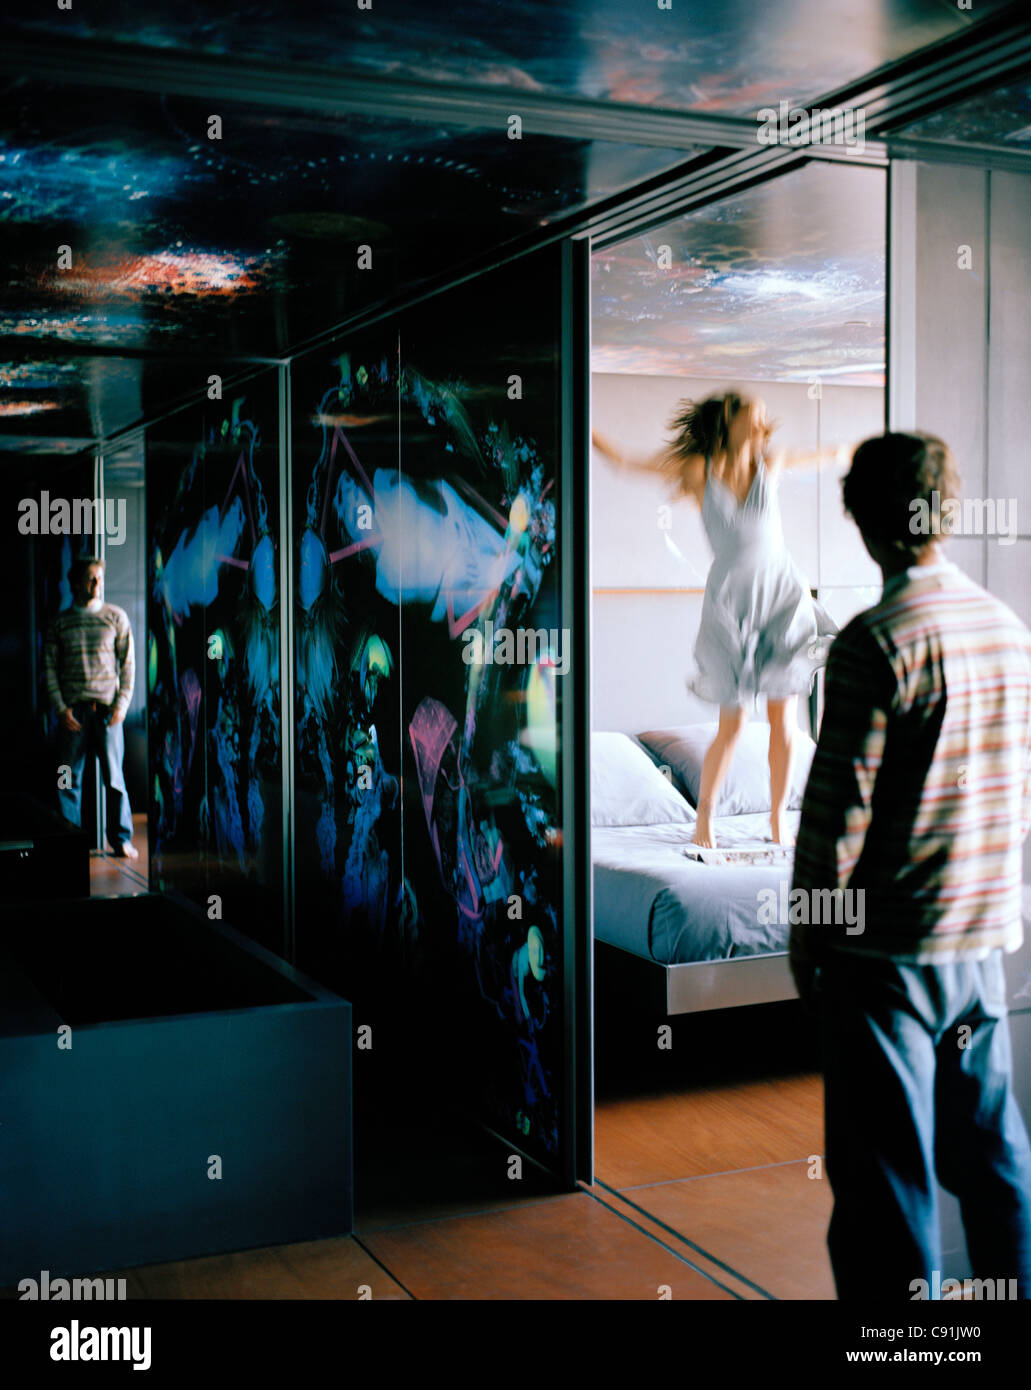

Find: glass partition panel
146;372;284;951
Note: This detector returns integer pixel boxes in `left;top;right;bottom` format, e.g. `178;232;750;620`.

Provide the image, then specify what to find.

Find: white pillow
635;723;817;815
591;732;695;826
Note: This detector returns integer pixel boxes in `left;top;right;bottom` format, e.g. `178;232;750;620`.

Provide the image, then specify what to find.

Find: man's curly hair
843;432;961;558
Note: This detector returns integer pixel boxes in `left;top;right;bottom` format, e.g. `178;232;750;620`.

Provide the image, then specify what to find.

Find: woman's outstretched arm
591;428;672;474
592;429;706;506
766;442;852;479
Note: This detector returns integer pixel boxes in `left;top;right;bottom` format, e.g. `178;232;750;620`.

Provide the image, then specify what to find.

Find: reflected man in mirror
44;556;138;860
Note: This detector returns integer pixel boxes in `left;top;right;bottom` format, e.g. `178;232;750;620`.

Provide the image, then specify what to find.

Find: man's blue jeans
56;701;135;850
819;947;1031;1300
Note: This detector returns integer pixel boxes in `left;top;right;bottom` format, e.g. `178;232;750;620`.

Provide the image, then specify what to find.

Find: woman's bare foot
770;812;794;847
693;800;717;848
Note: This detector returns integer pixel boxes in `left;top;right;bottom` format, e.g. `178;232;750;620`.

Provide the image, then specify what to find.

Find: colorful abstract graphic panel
292;247;566;1165
146;379;283;951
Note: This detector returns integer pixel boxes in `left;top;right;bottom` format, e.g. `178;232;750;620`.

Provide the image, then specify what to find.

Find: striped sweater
44;601;135;718
792;560;1031;962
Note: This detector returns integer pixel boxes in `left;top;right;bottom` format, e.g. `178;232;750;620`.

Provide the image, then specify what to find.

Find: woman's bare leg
693;705;747;847
768;696;796;845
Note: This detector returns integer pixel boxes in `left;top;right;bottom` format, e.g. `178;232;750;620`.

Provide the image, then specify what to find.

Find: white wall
590;371;884;735
890;162;1031;876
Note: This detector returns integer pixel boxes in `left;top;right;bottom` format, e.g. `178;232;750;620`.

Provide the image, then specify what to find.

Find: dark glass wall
291;332;402;984
292;247;570;1168
146;376;284;952
3;453;96;811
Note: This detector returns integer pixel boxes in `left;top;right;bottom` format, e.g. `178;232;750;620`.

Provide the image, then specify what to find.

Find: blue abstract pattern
292;252;566;1159
146;384;282;947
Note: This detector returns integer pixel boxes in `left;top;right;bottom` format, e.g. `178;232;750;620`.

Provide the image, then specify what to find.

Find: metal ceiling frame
168;2;1031;358
0;343;286;366
0;30;759;151
883;136;1031;174
587;8;1031;248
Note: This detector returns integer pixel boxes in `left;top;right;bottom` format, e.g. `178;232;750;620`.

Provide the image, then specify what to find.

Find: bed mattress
592;812;801;965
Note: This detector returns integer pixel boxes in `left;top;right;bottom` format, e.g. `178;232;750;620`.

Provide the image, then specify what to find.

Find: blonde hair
658;392;772;497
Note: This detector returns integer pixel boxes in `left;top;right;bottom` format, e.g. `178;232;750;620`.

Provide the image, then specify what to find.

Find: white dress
688;454;837;708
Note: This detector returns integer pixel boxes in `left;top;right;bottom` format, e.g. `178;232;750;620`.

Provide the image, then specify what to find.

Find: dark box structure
0;894;352;1287
0;796;89;903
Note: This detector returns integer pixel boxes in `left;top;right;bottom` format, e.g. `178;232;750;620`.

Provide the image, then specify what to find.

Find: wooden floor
89;813;149;897
591;999;835;1300
7;984;833;1300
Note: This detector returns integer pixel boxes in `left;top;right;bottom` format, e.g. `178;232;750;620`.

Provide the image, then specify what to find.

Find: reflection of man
791;432;1031;1300
45;557;138;859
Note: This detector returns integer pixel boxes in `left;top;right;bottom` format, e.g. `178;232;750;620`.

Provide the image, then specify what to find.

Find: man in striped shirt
791;432;1031;1300
45;556;138;859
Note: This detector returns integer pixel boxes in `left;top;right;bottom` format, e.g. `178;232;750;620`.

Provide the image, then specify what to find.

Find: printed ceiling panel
591;161;885;385
0;77;699;369
0;0;1015;115
890;77;1031;154
0;356;245;454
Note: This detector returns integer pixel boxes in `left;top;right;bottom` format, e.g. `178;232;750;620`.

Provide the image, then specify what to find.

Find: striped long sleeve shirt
44;601;135;718
791;560;1031;963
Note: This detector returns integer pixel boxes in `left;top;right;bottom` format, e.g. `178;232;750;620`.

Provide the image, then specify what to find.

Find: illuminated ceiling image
591;162;886;385
0;0;1026;447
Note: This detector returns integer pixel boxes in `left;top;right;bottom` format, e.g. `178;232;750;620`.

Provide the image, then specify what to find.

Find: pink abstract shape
444;588;500;638
328;535;379;564
181;667;203;777
221;448;258;546
409;696;456;830
321;425;377;538
408;696;483;922
450;473;509;531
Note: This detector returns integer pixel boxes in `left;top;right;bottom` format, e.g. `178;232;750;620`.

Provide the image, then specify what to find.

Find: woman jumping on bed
593;392;841;849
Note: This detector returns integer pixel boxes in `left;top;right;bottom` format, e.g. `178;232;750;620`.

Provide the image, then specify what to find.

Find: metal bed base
595;938;798;1016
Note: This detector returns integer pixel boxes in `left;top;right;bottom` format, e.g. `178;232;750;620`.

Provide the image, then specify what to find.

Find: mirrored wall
134;244;584;1177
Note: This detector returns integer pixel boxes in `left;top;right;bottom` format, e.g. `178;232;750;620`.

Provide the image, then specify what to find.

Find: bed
591;726;816;1014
